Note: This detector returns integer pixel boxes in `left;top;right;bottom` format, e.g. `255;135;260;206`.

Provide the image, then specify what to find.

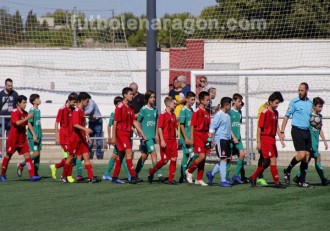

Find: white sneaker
195;180;208;186
185;169;193;184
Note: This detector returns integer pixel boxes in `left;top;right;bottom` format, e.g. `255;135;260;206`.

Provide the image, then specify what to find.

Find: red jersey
191;107;210;132
259;109;278;137
70;107;86;141
8;108;28;145
56;105;73;140
114;102;135;133
158;110;177;140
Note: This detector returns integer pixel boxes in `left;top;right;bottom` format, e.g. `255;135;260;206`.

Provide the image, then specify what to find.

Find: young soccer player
185;91;211;186
1;95;41;182
206;97;233;187
17;94;42;177
147;96;178;184
50;92;78;183
227;93;245;184
102;96;131;183
110;87;146;184
61;92;100;183
249;92;286;188
135;90;166;181
178;91;196;183
293;97;330;186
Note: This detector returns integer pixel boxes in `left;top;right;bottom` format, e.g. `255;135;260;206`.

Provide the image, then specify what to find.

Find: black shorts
215;139;231;159
291;126;312;152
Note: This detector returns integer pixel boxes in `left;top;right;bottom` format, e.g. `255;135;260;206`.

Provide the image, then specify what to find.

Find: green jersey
137;105;158;140
27;107;42;139
310;113;321;149
108;112;115;126
229;109;241;140
179;106;193;142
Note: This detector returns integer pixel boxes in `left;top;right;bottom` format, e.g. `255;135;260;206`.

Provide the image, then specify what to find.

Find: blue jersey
209;110;231;144
285;97;313;130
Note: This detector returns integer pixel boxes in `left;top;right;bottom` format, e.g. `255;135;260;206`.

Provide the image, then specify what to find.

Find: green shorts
230;140;244;155
310;143;320;158
28;138;42;152
112;145;119;155
140;139;156;154
182;142;193;155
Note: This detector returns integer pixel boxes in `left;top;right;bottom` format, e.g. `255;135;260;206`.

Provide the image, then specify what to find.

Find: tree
25;10;39;31
13;10;23;34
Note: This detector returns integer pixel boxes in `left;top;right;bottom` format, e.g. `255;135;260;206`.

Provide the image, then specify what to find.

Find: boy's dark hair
29;94;40;105
220;97;232;108
268;91;284;103
16;95;27;105
5;78;13;85
122;87;133;97
144;90;155;104
313;97;325;106
68;92;79;101
186;91;196;99
233;93;243;101
114;96;123;106
300;82;309;90
199;91;209;102
78;92;90;102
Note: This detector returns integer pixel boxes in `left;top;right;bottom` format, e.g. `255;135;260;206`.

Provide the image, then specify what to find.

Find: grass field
0;164;329;231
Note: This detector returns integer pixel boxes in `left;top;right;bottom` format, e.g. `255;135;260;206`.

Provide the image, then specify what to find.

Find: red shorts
194;131;210;154
116;131;132;152
6;140;29;155
260;136;277;159
69;140;89;156
159;139;178;160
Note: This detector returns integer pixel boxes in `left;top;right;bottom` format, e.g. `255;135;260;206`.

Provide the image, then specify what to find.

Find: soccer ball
310;114;322;128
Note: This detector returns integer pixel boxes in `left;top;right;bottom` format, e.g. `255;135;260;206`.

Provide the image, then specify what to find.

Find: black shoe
159;176;168;183
89;176;101;183
298;181;314;188
148;168;154;184
283;169;290;185
164;180;178;185
179;176;187;184
321;178;330;186
274;182;286;189
293;176;300;185
242;177;250;184
130;176;141;184
248;177;256;187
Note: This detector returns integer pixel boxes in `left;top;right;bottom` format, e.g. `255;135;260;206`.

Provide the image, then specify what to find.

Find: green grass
0;164;329;231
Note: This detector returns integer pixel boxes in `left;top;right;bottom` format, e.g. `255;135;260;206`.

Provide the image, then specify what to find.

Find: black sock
286;157;299;173
299;162;309;183
258;155;264;179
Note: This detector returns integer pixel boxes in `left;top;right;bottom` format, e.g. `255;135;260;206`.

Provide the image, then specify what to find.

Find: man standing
84;93;103;160
281;82;314;188
129;82;145;115
0;78;19;157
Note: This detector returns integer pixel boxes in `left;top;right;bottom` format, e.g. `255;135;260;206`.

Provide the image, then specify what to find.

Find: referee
280;82;313;188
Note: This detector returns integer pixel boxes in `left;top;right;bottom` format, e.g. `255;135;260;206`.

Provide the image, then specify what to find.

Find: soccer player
61;92;100;183
17;94;42;177
50;92;78;183
0;95;41;182
135;90;166;181
178;91;196;183
228;93;245;184
110;87;146;184
293;97;330;186
185;91;211;186
249;92;286;188
206;97;232;187
147;96;178;184
102;96;131;183
281;83;314;188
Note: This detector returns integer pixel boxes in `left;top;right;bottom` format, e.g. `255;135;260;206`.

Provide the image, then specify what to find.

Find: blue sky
1;0;217;18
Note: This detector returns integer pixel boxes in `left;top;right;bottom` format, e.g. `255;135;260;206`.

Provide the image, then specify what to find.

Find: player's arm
281;101;295;139
107;124;112;144
256;126;261;151
110;121;117;145
55;121;60;144
277;124;285;148
28;121;38;142
158;127;166;148
320;129;328;150
231;131;239;144
133;120;146;141
280;116;289;139
73;124;92;134
15;113;33;126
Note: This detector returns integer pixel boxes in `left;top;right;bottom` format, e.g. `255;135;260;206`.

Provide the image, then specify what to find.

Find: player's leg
75;155;84;181
94;122;103;159
315;156;329;185
232;144;245;184
179;153;189;183
135;152;147;176
1;153;12;181
124;148;138;182
82;152;98;183
103;153;117;181
22;151;41;181
121;156;131;181
148;139;169;183
249;148;268;187
166;140;178;184
111;152;125;184
61;154;74;183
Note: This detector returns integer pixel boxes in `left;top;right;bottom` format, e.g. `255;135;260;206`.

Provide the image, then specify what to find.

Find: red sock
55;158;66;169
85;164;94;180
126;158;136;177
62;163;70;178
1;156;10;176
150;159;166;175
67;164;73;176
270;165;279;184
25;158;35;177
196;161;205;180
251;166;265;180
168;160;177;182
188;160;199;174
112;159;122;178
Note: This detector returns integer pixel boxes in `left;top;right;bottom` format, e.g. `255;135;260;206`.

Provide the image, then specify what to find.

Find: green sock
234;159;244;175
122;157;131;179
296;168;301;178
34;156;40;175
226;162;231;178
152;162;162;176
315;161;325;181
76;159;83;176
21;154;35;167
187;154;199;168
181;154;188;178
104;158;115;175
135;157;144;175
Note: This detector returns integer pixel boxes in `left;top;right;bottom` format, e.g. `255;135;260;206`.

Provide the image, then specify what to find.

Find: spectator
169;77;182;100
129;82;145;115
174;75;191;116
207;87;218;114
0;78;19;157
84;93;103;160
196;76;208;99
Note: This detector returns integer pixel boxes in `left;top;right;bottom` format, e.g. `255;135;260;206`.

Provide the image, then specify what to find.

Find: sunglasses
200;80;206;83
